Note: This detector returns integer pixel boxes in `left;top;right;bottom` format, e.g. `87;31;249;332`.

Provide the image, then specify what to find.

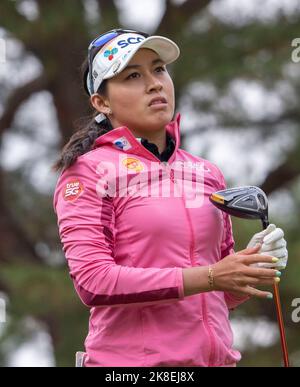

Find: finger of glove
247;224;277;249
242;254;275;265
277;262;287;270
252;225;274;240
251;262;278;269
247;235;263;249
251;257;287;269
261;239;286;252
275;256;288;270
263;228;284;244
260;247;288;259
265;224;277;234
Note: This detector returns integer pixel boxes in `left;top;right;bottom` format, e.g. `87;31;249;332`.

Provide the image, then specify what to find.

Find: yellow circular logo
122;157;144;173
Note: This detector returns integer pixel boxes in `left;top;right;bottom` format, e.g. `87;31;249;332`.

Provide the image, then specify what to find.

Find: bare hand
212;244;280;299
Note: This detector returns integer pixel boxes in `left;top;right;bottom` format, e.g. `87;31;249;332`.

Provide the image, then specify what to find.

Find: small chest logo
63;179;84;201
114;137;132;151
122;157;144;173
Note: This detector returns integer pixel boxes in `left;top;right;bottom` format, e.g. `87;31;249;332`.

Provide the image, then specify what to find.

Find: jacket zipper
180;195;196;267
167;168;195;268
166;165;196;267
172;169;217;366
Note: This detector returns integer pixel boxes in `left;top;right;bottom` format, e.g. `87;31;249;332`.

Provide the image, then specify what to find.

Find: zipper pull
170;169;175;182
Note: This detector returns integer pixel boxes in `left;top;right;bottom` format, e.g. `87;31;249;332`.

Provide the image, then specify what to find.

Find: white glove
247;224;288;269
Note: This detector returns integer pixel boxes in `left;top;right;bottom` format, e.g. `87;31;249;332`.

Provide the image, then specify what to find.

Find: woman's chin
147;112;174;128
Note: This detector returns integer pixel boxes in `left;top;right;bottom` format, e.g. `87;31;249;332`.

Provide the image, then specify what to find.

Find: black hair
52;58;114;172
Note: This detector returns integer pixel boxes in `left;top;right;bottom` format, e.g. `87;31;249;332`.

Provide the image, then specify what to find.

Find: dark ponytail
52;60;113;172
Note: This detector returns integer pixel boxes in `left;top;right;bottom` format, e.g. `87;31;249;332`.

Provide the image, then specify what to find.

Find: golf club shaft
273;282;289;367
263;220;289;367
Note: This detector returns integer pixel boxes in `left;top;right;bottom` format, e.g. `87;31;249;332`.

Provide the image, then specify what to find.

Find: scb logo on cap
117;36;145;49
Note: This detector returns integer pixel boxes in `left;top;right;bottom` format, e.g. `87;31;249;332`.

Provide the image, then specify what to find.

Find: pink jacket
53;113;249;367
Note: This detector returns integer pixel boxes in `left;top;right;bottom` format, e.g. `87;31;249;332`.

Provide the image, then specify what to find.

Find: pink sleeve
214;165;250;310
53;157;184;308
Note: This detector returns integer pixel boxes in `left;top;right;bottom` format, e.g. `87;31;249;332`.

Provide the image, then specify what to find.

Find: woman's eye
126;67;166;80
156;66;166;72
127;72;140;80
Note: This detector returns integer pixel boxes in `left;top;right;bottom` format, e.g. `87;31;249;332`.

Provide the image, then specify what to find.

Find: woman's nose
147;76;163;93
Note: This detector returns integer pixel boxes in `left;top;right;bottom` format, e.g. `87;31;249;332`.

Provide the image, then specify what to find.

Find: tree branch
180;119;300;195
156;0;213;35
180;0;212;15
97;0;121;30
0;169;45;264
0;74;48;135
260;144;300;195
0;1;30;40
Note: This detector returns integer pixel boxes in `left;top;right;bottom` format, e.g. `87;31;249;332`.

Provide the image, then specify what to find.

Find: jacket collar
138;132;175;162
93;113;181;163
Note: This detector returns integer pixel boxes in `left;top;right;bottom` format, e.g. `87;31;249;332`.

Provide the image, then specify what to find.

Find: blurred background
0;0;300;367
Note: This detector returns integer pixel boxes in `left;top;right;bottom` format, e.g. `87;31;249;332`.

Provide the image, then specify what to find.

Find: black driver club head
209;186;269;229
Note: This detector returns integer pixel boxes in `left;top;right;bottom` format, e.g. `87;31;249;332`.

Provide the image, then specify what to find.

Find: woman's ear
90;94;111;115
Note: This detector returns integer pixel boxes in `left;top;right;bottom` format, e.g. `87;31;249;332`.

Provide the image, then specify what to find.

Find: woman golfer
53;29;288;367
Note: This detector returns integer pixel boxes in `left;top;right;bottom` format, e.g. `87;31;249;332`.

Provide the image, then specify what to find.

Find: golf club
209;186;289;367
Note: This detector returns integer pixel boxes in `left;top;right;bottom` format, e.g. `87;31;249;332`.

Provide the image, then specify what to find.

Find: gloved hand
247;224;288;269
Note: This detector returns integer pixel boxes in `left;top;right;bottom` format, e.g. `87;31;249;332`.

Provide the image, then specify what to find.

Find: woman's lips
148;102;168;109
148;97;168;106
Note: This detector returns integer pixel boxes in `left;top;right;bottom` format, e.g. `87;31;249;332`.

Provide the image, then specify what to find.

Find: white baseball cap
86;32;180;95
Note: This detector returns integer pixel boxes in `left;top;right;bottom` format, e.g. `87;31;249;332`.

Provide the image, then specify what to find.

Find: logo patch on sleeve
62;179;84;201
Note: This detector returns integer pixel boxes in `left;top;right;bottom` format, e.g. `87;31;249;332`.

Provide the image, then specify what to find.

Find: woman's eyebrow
123;59;165;71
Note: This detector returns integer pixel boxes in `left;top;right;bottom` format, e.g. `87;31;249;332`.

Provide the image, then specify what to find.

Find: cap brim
103;36;180;80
